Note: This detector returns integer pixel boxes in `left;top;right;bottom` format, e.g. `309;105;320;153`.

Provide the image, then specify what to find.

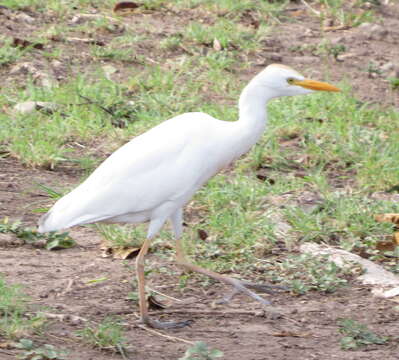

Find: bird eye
287;78;295;85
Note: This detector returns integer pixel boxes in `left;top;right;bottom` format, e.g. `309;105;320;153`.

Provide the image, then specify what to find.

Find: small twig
116;343;131;360
157;309;263;316
73;141;86;149
62;278;74;294
301;0;320;16
77;92;115;117
136;324;195;344
148;287;183;303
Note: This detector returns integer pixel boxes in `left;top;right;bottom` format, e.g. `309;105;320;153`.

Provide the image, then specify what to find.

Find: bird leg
135;236;191;329
175;237;285;306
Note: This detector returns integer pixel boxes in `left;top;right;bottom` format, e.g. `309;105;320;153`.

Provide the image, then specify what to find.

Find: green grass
0;218;76;250
183;19;263;52
16;339;68;360
265;253;359;294
0;36;33;67
179;341;223;360
0;277;45;339
338;318;389;350
305;0;375;27
95;223;146;248
76;318;128;355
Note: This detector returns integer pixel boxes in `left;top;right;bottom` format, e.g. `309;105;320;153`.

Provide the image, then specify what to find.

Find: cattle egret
38;64;340;329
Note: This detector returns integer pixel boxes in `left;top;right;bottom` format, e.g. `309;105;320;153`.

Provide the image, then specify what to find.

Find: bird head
254;64;340;98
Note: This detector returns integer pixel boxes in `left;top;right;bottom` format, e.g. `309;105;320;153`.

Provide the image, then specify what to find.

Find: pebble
269;53;283;62
359;22;389;41
380;62;394;73
15;12;35;24
13;101;59;114
292;56;320;64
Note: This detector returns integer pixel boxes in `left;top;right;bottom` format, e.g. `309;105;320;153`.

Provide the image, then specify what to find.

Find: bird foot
216;278;288;306
142;317;193;329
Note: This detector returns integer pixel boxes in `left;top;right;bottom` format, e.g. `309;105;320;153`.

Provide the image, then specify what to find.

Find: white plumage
38;64;339;329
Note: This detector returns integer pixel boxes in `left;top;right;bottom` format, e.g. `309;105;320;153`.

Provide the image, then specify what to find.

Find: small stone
14;101;59;114
323;18;334;28
0;233;24;247
51;60;62;69
370;24;388;40
39;73;57;88
9;62;36;75
70;13;104;24
359;23;388;40
269;53;283;62
380;62;394;73
336;53;356;62
358;22;372;30
361;2;374;9
330;36;345;45
102;65;118;81
15;12;35;24
304;28;314;37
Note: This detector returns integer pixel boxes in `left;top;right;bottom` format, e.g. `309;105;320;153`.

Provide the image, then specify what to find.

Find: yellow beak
293;79;340;92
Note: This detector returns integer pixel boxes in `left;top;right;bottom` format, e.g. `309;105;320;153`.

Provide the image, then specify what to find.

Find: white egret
38;64;340;329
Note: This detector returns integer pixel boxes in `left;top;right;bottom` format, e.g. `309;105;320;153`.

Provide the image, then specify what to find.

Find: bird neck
235;79;274;153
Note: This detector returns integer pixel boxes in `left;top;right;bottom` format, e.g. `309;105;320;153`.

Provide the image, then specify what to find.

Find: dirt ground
1;1;399;359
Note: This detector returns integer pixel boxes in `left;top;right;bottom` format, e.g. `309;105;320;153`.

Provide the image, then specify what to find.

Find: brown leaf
113;246;140;259
12;37;44;50
376;238;396;252
100;241;140;259
197;229;208;240
113;1;140;13
256;169;275;184
323;25;351;32
213;38;222;51
0;341;16;349
290;10;306;17
250;18;260;29
375;213;399;225
148;295;168;310
65;37;105;46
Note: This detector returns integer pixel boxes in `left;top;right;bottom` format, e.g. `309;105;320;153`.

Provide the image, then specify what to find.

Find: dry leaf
0;341;15;349
148;295;168;310
375;213;399;225
323;25;352;32
100;241;140;259
12;37;44;49
272;330;311;337
376;239;397;252
213;38;222;51
65;37;105;46
290;10;306;17
197;229;208;240
113;246;140;259
114;1;140;13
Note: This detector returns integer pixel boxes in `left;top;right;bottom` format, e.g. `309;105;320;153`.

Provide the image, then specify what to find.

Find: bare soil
1;2;399;359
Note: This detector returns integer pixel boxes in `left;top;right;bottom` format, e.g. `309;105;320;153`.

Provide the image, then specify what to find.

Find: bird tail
38;210;62;233
37;188;111;233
